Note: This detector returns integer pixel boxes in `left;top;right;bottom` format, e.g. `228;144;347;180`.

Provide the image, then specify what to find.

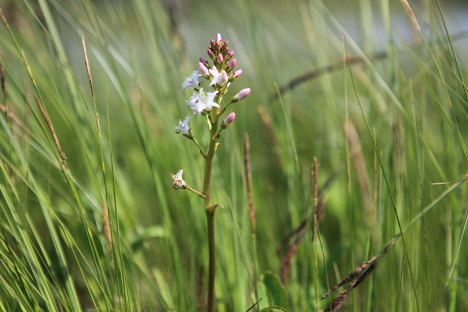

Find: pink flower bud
235;88;251;100
228;59;237;69
217;53;224;63
210;39;215;46
216;33;222;42
228;51;234;57
234;69;243;78
199;57;207;64
220;70;228;84
223;112;236;127
207;48;213;56
198;62;209;76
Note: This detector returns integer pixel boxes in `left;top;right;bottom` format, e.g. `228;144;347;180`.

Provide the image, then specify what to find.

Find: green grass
0;0;467;311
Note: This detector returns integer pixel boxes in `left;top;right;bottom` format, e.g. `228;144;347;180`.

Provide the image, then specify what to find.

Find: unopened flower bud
198;62;209;76
217;53;224;63
199;57;207;64
216;33;222;42
207;48;214;58
234;69;243;78
221;112;236;129
228;51;234;58
232;88;250;102
228;59;237;69
220;70;228;84
210;39;215;46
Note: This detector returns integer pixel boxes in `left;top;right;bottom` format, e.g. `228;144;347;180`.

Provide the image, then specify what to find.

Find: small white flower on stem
175;116;192;135
187;89;220;114
209;66;228;86
180;70;199;92
171;169;187;189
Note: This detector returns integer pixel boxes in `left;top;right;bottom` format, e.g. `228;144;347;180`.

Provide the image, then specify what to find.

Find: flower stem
191;136;207;158
206;209;216;312
185;186;205;198
203;117;219;312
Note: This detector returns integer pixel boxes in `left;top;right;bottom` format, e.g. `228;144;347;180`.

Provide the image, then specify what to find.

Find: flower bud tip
235;88;251;100
228;59;237;69
198;62;209;75
225;112;235;125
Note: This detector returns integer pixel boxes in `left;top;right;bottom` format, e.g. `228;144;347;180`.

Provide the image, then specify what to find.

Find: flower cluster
174;33;250;138
172;33;250;189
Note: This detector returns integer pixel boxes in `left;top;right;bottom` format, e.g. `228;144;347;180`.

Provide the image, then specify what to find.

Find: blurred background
0;0;467;311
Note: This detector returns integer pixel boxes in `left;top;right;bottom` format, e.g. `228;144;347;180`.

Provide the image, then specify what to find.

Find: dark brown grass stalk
279;229;305;284
271;32;468;100
271;52;387;100
322;238;398;311
322;256;377;300
324;261;378;312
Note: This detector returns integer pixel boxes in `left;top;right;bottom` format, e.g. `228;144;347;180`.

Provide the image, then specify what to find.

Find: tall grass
0;0;466;311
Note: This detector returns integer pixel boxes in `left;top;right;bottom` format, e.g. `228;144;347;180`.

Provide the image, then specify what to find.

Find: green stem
206;210;216;312
203;117;219;312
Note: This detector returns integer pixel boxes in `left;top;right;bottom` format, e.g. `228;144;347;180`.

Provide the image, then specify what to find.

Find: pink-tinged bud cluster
206;33;236;71
221;112;236;129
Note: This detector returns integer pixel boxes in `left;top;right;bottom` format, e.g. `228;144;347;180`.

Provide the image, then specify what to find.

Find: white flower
175;116;192;135
180;70;200;92
187;89;220;115
208;66;228;86
171;169;187;189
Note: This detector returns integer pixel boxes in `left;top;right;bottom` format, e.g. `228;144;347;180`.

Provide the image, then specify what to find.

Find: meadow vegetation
0;0;466;311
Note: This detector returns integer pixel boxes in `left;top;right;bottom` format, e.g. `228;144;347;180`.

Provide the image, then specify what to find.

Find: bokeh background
0;0;467;311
